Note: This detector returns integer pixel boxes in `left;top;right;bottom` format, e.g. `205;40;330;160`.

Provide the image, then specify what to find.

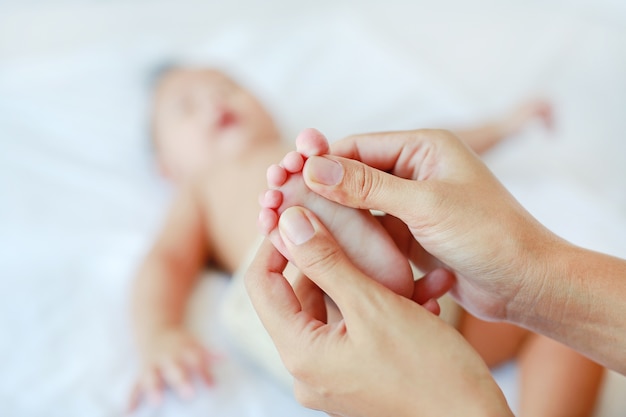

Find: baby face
152;68;279;180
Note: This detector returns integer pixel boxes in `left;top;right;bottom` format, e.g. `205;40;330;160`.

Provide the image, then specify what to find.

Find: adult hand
245;207;513;417
298;129;563;322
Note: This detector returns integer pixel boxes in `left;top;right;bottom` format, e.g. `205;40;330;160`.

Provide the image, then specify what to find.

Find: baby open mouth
217;110;238;128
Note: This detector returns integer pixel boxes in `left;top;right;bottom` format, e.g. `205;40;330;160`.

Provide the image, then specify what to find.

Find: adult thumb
302;155;429;221
277;205;380;320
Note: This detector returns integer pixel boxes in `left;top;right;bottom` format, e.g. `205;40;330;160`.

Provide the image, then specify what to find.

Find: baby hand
127;328;220;413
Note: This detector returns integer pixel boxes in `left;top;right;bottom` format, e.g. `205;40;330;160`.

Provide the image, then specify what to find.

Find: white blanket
1;1;626;416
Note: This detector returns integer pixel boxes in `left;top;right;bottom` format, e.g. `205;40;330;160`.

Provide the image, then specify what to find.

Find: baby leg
259;128;414;298
517;334;604;417
459;311;604;417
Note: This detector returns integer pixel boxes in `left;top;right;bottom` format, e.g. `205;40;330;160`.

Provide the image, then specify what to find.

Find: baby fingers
182;347;217;387
161;358;195;399
127;367;165;413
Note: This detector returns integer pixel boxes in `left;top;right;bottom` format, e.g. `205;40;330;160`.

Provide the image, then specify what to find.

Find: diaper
219;238;294;390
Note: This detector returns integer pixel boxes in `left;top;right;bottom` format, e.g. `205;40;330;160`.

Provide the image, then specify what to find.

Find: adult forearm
512;241;626;374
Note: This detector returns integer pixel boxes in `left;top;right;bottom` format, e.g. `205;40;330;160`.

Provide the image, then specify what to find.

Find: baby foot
259;128;414;298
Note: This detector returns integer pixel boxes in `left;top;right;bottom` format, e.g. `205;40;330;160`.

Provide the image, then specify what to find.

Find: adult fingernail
306;156;343;186
279;207;315;245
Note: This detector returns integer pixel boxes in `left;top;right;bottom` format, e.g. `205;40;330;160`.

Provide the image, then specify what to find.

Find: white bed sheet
1;1;626;416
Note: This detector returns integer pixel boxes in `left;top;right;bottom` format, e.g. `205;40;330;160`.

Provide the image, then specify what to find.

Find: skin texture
305;129;626;372
263;132;602;417
246;128;625;417
246;215;512;417
260;134;415;299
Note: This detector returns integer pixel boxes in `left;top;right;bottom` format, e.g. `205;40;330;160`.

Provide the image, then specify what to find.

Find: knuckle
351;162;380;205
300;243;343;277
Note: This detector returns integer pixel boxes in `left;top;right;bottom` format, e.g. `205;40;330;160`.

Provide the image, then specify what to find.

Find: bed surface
1;1;626;416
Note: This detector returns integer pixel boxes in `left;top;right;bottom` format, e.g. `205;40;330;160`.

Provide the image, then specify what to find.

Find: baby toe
267;164;288;188
281;151;305;173
261;189;283;209
258;208;279;235
296;128;330;157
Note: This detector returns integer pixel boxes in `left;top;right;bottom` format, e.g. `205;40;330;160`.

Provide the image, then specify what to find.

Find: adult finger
376;214;441;272
244;239;313;352
375;213;454;312
307;129;496;222
302;154;433;224
291;272;328;323
412;268;456;305
277;206;386;325
330;129;467;176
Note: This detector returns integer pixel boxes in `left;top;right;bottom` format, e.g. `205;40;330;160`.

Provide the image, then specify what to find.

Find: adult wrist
500;217;569;325
396;359;514;417
438;375;514;417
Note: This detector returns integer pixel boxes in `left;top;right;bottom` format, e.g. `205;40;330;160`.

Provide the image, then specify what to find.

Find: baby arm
129;185;216;411
455;99;552;154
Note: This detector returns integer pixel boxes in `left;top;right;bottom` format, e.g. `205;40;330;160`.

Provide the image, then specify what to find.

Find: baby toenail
280;207;315;245
306;156;343;186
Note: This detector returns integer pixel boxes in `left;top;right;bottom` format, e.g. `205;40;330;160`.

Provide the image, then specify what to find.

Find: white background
1;1;626;416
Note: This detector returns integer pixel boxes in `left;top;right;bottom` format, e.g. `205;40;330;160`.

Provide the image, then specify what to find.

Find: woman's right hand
298;128;563;322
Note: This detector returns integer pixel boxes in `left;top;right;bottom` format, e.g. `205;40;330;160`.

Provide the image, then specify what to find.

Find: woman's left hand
245;206;513;417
